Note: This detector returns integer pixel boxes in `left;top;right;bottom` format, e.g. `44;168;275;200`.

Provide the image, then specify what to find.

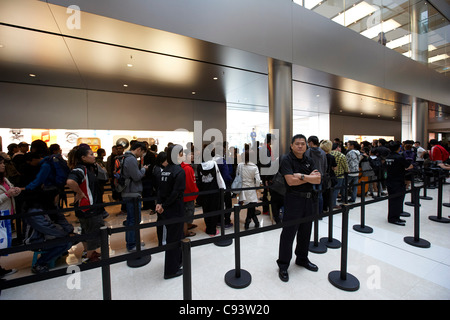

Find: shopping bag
0;210;12;250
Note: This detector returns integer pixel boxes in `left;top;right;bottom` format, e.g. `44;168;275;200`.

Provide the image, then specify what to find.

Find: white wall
0;82;226;134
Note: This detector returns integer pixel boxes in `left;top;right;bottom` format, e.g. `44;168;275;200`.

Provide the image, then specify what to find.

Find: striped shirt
330;150;348;178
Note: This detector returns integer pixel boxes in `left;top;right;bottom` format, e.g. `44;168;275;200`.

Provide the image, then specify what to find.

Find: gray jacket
121;151;146;198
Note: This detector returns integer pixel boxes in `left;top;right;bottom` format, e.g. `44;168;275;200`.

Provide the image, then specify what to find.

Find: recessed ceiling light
192;91;196;95
127;64;133;67
123;84;128;87
29;74;36;77
213;77;218;80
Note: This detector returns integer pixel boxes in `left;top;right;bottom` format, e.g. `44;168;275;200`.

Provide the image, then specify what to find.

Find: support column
409;1;429;143
268;58;293;156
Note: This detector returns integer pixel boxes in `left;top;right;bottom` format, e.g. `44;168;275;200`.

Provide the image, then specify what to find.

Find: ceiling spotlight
127;64;133;67
29;74;36;77
213;77;218;80
192;91;196;95
123;84;128;87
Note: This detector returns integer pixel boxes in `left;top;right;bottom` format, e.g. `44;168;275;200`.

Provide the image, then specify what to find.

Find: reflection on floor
1;183;450;300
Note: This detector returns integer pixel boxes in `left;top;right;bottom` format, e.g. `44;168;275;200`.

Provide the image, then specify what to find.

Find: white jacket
237;162;262;204
0;178;15;214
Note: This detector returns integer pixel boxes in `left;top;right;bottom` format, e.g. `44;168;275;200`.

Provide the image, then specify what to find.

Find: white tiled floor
1;183;450;300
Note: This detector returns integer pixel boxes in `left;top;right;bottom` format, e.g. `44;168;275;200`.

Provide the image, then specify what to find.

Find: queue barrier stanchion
420;171;433;201
405;174;419;208
404;186;431;248
224;204;252;289
428;172;450;223
127;197;152;268
320;185;341;249
215;188;233;247
309;193;327;253
328;204;360;292
100;226;112;300
353;180;373;234
182;238;192;300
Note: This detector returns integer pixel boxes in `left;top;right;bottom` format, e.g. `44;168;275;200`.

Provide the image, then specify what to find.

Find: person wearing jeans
120;142;148;252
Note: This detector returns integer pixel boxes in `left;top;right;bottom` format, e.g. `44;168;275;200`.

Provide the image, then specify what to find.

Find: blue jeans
124;197;142;250
332;178;344;207
347;176;359;202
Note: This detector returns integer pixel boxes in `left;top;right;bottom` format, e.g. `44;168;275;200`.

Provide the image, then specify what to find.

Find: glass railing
294;0;449;76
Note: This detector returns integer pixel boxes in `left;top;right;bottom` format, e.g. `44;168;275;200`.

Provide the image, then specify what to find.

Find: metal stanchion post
309;194;327;253
353;180;373;234
320;186;341;248
224;204;251;289
215;188;233;247
127;197;152;268
182;238;192;300
100;226;112;300
429;172;450;223
420;171;433;200
328;205;360;292
404;186;431;248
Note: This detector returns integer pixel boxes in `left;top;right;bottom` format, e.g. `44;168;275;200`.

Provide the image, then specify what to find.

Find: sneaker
81;250;88;263
83;251;101;263
0;266;17;278
31;264;49;274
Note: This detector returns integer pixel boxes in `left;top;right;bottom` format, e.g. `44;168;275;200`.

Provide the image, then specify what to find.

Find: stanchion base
404;236;431;248
400;212;411;217
319;237;341;249
309;241;327;253
224;269;251;289
420;196;433;200
215;238;233;247
428;216;450;223
328;271;360;292
352;224;373;234
405;202;420;207
127;255;152;268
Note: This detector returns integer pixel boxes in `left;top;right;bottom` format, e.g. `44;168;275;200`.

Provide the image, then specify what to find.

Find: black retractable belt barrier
127;197;152;268
420;171;433;201
320;185;341;248
182;238;192;300
353;180;373;234
224;204;251;289
405;174;419;208
328;204;360;292
215;188;233;247
309;193;327;253
100;226;112;300
404;186;431;248
429;172;450;223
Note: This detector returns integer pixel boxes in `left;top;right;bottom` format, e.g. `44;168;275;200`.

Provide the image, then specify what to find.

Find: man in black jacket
156;144;186;279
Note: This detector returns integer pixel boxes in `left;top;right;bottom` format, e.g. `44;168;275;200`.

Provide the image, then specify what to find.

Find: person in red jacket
181;149;198;237
429;139;450;162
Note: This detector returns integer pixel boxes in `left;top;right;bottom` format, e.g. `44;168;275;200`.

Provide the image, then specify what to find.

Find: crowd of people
0;135;448;280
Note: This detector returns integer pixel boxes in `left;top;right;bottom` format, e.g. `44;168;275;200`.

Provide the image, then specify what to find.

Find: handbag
231;164;243;194
0;210;12;250
269;172;286;196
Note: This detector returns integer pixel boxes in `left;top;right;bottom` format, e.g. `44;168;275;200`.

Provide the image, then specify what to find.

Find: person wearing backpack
118;142;149;252
21;144;69;210
66;145;103;263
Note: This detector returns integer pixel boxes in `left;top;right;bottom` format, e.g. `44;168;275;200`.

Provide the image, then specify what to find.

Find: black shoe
295;259;318;272
388;219;406;226
279;269;289;282
164;268;183;280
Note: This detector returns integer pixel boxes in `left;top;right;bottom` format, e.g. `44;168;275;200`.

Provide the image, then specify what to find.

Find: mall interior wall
330;114;402;142
49;0;450;107
0;82;226;134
